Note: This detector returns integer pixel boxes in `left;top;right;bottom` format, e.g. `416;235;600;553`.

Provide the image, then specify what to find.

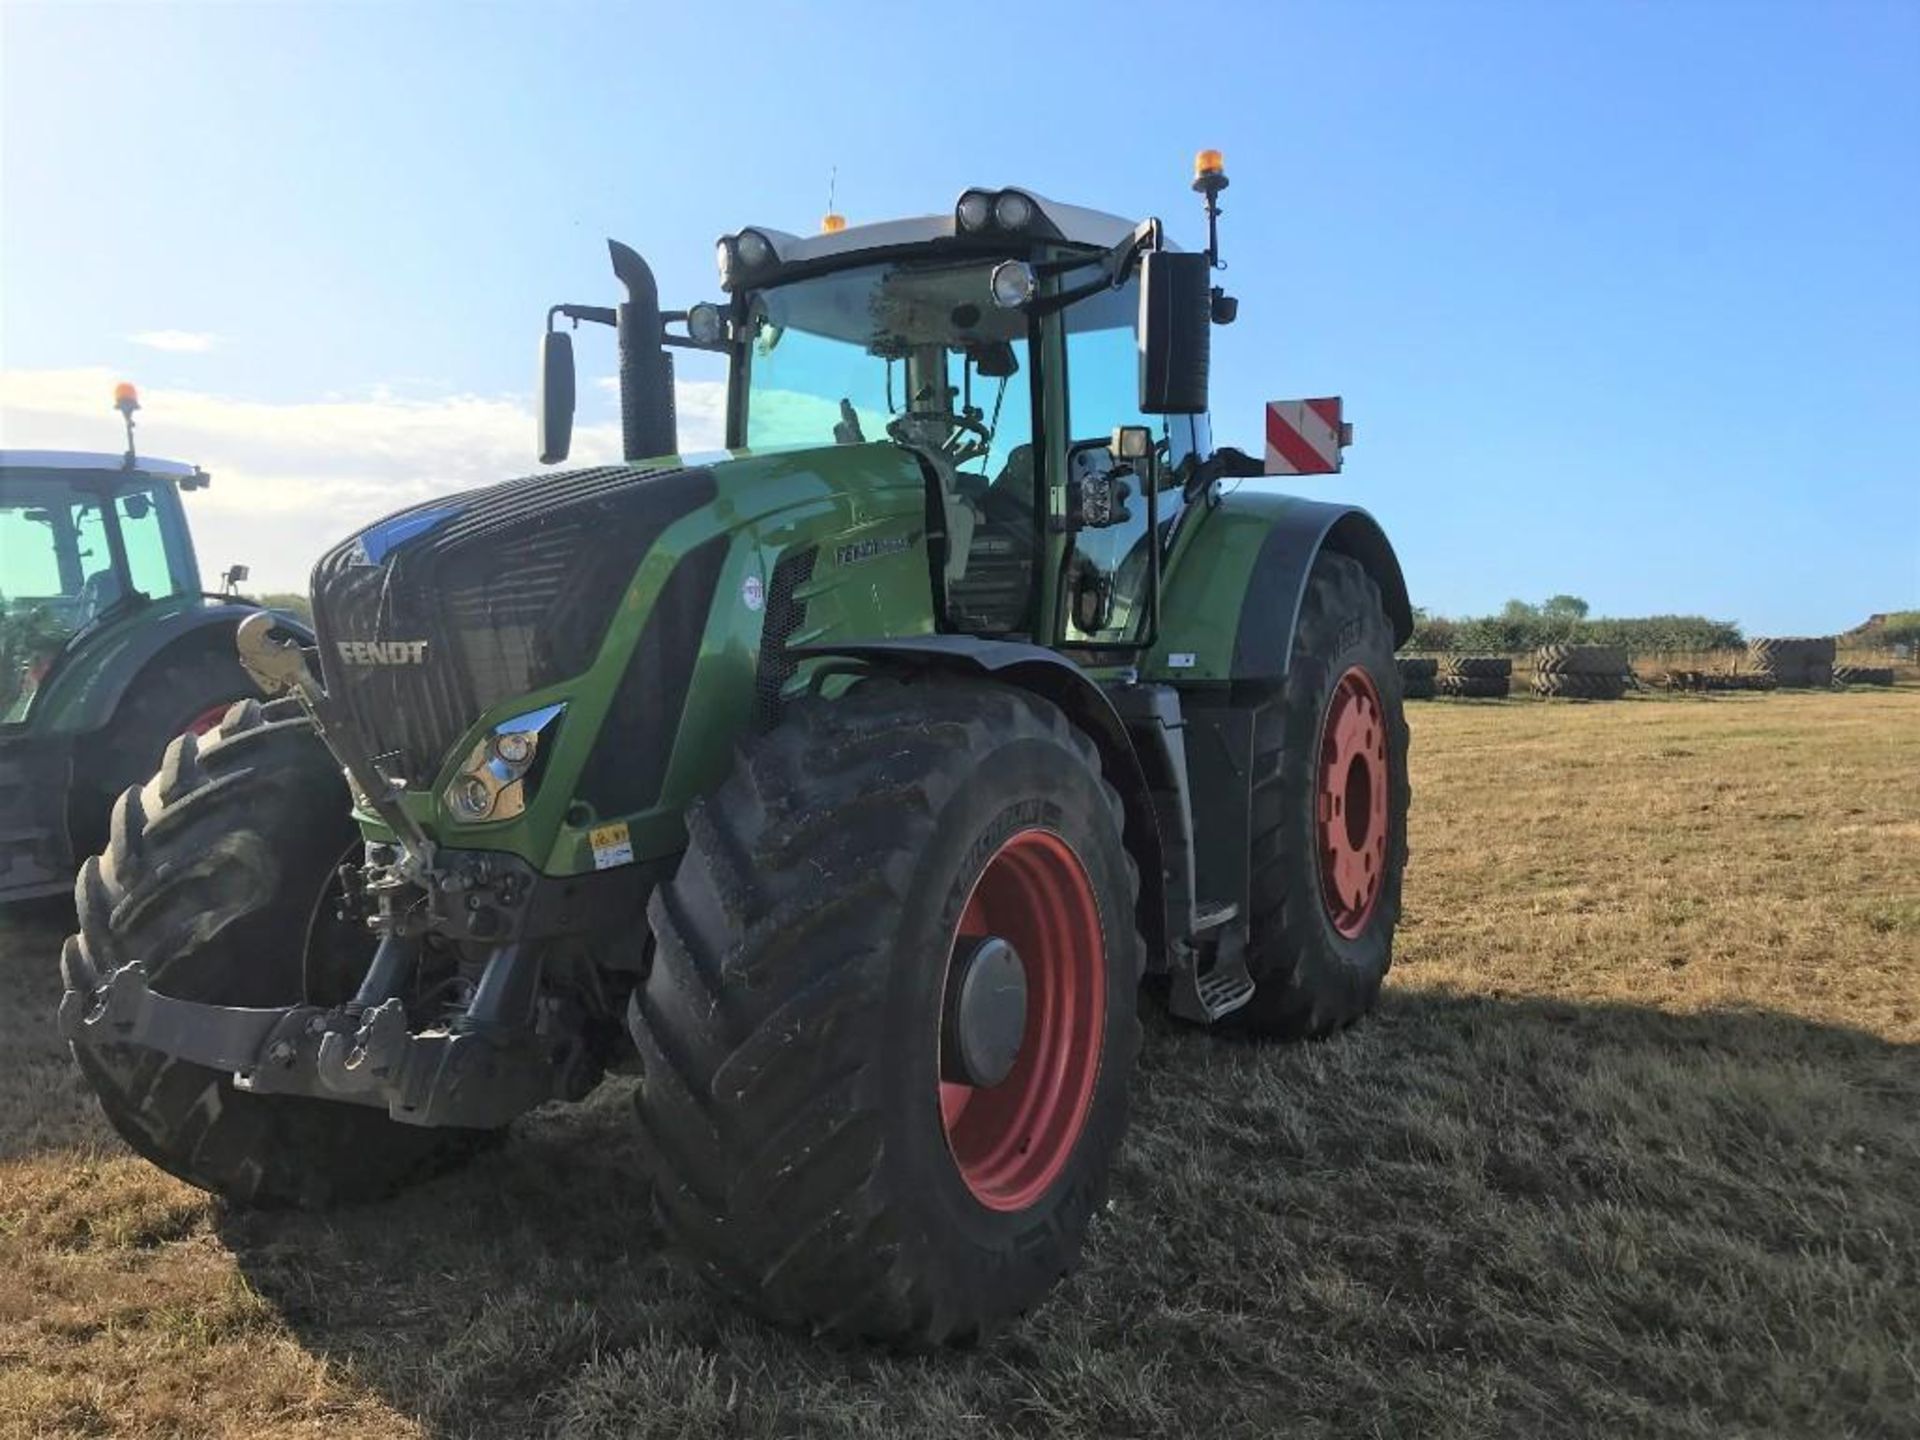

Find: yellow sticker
589;821;633;871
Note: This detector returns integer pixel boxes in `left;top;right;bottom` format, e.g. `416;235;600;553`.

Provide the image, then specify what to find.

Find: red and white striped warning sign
1264;397;1349;475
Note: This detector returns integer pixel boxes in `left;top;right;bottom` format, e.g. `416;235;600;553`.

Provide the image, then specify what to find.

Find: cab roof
0;450;205;484
744;191;1147;270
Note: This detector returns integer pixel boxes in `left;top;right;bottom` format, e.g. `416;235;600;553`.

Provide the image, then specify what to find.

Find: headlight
451;774;494;821
989;260;1036;310
686;302;726;345
735;229;776;269
443;702;565;824
955;189;993;232
993;190;1034;230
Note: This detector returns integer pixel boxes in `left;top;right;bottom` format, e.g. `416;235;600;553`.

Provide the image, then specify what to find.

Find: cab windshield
742;259;1034;484
742;258;1041;632
0;475;189;718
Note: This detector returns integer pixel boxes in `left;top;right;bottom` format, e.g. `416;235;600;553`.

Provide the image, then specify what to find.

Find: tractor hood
309;459;720;789
311;443;932;804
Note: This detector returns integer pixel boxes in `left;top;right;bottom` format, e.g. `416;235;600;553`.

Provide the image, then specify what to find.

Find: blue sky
3;0;1915;630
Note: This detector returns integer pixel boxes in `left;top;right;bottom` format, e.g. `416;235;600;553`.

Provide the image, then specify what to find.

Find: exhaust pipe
608;239;678;462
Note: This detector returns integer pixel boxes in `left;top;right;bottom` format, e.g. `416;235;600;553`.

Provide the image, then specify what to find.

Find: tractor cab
1;386;293;903
0;451;210;721
539;174;1233;658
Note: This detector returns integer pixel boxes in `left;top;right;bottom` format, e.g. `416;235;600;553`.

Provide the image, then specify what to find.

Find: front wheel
70;644;263;858
629;678;1144;1346
64;698;490;1207
1231;551;1411;1038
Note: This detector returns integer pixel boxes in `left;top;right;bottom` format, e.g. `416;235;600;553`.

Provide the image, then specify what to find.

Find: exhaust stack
608;239;678;462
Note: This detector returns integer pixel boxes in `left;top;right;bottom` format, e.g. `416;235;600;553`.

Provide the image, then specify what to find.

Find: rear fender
792;637;1167;966
1147;493;1411;684
34;604;312;736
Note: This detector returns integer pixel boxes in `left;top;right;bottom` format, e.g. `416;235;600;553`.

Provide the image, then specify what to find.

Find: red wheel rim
938;828;1106;1212
1316;666;1389;938
184;702;234;737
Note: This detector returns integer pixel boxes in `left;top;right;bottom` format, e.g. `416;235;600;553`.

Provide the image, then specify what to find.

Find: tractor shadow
215;988;1920;1440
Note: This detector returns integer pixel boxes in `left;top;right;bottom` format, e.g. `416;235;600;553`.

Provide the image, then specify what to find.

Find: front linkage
58;614;594;1130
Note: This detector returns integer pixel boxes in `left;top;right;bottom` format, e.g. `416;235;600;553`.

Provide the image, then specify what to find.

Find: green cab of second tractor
1;388;299;901
61;155;1414;1348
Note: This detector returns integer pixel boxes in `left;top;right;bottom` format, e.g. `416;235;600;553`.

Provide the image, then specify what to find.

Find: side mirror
537;328;576;465
221;563;249;596
1138;251;1211;414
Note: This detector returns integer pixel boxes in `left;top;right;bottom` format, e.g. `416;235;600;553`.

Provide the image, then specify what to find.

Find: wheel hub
941;936;1028;1088
938;828;1105;1212
1316;666;1389;938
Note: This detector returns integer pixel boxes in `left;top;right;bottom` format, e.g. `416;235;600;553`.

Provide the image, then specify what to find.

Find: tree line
1408;596;1744;655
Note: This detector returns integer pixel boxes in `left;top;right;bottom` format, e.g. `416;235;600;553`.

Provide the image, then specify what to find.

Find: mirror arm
548;303;616;331
1026;218;1163;317
1187;445;1265;498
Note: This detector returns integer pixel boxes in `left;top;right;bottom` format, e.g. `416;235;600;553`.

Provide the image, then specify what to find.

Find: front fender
1146;492;1412;684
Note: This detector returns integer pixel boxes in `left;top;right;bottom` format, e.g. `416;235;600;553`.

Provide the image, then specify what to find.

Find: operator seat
947;445;1037;633
80;568;124;620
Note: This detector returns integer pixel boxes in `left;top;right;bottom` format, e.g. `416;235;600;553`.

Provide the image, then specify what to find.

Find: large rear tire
630;678;1143;1345
63;697;489;1208
1231;552;1410;1038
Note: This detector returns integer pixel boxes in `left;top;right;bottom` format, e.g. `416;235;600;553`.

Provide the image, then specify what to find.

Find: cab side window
1060;280;1165;647
117;490;178;598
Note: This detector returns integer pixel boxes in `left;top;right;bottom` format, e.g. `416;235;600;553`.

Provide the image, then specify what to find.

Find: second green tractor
60;154;1412;1344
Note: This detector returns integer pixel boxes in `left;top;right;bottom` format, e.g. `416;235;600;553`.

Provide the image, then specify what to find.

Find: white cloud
128;330;220;354
1;367;730;591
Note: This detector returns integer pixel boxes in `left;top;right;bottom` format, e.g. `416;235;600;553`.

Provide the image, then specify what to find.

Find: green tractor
2;385;292;902
59;155;1411;1343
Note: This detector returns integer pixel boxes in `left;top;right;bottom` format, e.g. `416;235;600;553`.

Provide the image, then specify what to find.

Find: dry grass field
2;689;1915;1439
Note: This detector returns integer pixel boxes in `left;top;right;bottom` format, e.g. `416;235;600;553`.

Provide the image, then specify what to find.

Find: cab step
1168;902;1256;1024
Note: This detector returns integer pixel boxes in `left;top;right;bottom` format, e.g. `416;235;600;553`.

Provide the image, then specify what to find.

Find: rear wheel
630;677;1143;1345
1231;552;1410;1038
64;698;489;1208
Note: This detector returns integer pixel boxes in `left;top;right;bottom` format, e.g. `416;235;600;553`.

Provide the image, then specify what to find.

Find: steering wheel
887;410;995;468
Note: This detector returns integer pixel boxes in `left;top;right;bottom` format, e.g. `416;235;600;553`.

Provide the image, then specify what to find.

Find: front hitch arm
59;945;563;1131
58;961;329;1080
234;611;437;875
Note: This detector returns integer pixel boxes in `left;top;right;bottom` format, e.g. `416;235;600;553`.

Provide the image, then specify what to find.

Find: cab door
1054;277;1189;650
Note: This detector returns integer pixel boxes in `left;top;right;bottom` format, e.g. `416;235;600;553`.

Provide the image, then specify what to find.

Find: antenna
820;164;846;235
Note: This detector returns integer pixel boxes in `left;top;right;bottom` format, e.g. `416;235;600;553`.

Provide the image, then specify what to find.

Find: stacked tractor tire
1833;665;1896;687
1747;636;1836;688
1402;638;1893;703
1531;644;1629;700
1396;655;1438;699
1436;656;1511;698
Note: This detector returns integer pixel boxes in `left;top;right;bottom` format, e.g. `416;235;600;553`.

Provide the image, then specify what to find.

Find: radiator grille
310;464;715;786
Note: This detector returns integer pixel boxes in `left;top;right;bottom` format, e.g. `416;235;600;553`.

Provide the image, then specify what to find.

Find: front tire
63;697;488;1208
1231;552;1411;1038
630;678;1143;1345
70;643;262;858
